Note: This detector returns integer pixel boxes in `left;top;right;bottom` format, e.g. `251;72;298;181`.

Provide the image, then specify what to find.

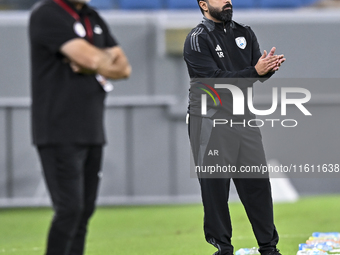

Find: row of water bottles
235;247;259;255
234;232;340;255
297;232;340;255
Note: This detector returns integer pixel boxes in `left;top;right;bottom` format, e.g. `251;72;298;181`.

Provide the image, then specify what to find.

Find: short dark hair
197;0;206;14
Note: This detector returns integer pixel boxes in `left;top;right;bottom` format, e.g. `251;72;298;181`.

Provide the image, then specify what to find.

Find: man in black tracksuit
29;0;131;254
183;0;285;254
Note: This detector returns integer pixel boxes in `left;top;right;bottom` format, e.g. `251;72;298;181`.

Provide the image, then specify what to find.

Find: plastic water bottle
297;232;340;255
313;233;340;238
307;238;340;248
299;242;333;252
296;248;328;255
235;247;260;255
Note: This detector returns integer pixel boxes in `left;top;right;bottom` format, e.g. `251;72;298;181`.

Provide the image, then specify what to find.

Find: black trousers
189;116;279;255
37;145;103;255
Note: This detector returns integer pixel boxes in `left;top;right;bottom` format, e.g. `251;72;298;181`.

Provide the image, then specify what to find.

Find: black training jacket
183;17;273;118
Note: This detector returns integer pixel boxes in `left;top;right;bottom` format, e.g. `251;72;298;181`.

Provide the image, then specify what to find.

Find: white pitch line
280;234;310;239
0;247;43;253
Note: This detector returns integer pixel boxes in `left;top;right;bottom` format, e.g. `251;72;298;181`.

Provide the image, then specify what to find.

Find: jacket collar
201;16;235;32
60;0;92;16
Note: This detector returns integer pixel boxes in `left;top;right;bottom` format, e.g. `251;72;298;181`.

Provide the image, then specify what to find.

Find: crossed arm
60;38;131;80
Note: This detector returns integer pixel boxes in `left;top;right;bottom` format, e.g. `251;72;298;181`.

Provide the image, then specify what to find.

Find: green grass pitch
0;195;340;254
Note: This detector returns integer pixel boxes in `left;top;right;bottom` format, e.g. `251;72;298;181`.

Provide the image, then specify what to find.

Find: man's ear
199;1;208;12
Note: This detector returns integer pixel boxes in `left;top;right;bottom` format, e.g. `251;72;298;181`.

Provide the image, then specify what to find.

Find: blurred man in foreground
29;0;131;254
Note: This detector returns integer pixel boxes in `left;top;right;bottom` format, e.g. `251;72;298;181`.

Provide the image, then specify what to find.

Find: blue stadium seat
260;0;303;8
167;0;198;9
301;0;319;6
120;0;163;9
90;0;115;9
232;0;255;8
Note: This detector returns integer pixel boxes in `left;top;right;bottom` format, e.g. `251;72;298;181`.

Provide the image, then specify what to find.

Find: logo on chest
215;44;224;58
94;25;103;35
74;21;86;38
235;37;247;49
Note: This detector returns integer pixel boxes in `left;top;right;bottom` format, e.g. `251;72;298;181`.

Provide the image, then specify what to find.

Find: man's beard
208;3;233;22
